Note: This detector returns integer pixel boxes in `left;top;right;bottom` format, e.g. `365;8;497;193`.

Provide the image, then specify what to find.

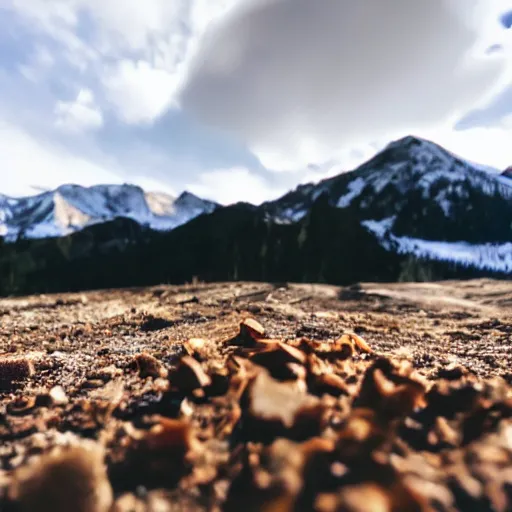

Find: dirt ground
0;279;511;511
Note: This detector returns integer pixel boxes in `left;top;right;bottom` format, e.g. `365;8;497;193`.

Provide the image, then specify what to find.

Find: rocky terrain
0;279;511;510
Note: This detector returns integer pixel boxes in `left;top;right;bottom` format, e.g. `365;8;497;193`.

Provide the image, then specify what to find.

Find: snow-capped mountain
264;136;511;221
263;135;512;273
0;184;218;241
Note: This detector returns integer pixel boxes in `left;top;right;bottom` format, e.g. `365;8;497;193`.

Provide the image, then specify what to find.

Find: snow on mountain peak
54;192;91;231
263;134;512;256
0;184;219;241
145;191;177;217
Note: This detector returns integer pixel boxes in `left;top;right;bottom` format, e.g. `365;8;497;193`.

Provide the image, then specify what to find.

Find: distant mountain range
1;135;511;295
0;185;218;241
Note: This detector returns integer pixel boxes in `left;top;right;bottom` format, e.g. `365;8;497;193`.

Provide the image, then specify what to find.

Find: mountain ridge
0;184;219;241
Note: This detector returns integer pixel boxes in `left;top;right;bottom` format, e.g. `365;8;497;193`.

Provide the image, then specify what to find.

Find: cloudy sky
1;0;512;204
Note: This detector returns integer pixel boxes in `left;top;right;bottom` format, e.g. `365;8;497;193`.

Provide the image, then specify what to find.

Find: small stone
49;386;69;406
134;353;168;379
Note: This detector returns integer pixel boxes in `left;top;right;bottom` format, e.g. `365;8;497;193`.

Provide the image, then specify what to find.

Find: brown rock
9;442;113;512
134;352;168;379
249;371;314;428
243;370;325;441
250;342;307;380
145;417;195;455
170;356;211;392
310;372;351;397
356;358;426;418
240;318;266;341
184;337;207;357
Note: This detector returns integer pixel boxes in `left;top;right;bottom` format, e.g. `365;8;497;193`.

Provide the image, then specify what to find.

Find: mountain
0;184;219;241
263;136;512;273
265;135;511;225
1;136;511;295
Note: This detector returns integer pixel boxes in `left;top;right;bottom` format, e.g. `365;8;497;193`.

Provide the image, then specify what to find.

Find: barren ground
0;279;511;511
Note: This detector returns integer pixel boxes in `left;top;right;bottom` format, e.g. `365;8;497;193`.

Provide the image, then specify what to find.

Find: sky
1;0;512;205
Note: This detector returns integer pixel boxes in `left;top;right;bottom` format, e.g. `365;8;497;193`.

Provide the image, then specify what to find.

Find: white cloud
180;0;510;170
300;126;512;182
5;0;241;124
5;0;237;48
102;60;179;124
18;45;55;82
0;121;121;197
55;88;104;132
7;0;79;31
4;0;512;201
188;167;283;205
432;126;512;169
7;0;98;68
79;0;184;51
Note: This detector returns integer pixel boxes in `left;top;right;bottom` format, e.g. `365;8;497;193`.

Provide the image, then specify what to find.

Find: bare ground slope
0;279;511;510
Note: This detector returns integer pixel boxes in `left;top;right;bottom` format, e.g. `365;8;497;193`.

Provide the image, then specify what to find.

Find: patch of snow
497;176;512;188
464;160;499;175
269;206;308;224
368;164;401;193
25;223;67;239
362;217;396;238
337;177;366;207
434;188;453;217
363;218;512;273
54;192;91;229
280;208;308;222
145;191;176;216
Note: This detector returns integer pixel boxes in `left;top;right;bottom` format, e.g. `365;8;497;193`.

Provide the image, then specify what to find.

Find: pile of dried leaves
1;316;511;511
